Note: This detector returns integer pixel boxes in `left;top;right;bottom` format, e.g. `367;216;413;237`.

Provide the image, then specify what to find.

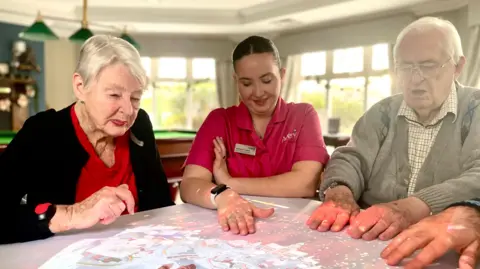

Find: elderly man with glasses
307;16;480;242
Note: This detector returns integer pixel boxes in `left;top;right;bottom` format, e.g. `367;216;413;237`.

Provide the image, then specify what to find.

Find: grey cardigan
319;84;480;214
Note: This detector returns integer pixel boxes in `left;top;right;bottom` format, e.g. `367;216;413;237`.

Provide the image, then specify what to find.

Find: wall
132;34;235;59
0;21;45;114
44;40;79;110
273;7;470;56
274;13;415;55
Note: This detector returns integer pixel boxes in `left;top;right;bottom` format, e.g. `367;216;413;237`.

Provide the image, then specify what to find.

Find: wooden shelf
17;64;40;72
11;78;35;84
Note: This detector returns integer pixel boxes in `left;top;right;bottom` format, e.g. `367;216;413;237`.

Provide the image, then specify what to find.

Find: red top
71;106;138;214
185;98;329;177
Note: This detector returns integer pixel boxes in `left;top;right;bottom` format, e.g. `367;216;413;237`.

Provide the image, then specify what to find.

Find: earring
80;100;85;104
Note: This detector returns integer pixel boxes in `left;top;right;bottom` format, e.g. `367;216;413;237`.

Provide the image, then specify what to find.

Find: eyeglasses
395;57;452;79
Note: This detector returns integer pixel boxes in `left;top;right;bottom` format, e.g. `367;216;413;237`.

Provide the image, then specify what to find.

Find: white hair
393;16;464;64
75;35;147;90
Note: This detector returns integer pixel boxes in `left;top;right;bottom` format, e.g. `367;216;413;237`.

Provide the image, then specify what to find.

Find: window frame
142;57;217;130
300;43;393;115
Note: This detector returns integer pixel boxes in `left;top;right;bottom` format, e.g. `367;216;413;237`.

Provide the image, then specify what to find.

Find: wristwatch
210;184;230;208
35;203;57;233
447;199;480;213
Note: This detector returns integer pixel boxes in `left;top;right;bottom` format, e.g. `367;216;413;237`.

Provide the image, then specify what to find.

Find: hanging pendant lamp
69;0;94;43
19;11;58;41
120;27;140;50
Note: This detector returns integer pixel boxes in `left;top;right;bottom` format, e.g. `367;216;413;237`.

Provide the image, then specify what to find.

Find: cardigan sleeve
319;99;392;201
0;110;56;243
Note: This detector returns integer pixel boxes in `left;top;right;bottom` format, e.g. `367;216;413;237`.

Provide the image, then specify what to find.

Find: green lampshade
69;27;94;43
120;33;140;50
19;20;58;41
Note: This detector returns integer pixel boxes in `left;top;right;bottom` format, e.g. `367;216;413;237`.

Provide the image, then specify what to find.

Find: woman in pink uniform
180;36;329;235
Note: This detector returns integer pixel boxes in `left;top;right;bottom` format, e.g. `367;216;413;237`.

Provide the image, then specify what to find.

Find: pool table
0;130;349;178
0;129;197;200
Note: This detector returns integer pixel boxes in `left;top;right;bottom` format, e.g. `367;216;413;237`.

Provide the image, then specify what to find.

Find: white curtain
215;60;238;108
281;55;302;102
459;25;480;88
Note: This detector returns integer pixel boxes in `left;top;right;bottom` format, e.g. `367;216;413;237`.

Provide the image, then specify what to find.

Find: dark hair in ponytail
232;35;281;71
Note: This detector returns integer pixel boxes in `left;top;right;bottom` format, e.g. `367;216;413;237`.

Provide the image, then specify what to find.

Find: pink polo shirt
185;98;329;178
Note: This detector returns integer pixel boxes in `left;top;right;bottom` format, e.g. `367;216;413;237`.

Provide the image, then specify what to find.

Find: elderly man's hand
381;206;480;269
347;197;429;241
306;186;360;232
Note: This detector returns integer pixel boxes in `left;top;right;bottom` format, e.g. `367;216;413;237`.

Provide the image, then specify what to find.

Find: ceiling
0;0;469;39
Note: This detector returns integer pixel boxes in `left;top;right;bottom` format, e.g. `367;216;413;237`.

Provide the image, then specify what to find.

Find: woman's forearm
226;171;318;198
180;178;218;209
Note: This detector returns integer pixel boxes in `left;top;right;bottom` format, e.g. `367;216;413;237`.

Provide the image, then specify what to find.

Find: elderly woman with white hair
308;16;480;242
0;35;174;244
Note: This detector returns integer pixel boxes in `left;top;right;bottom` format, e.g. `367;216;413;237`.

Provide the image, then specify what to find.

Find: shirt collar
236;98;288;130
398;85;458;125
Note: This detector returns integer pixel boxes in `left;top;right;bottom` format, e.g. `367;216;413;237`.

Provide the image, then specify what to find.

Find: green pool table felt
0;130;196;145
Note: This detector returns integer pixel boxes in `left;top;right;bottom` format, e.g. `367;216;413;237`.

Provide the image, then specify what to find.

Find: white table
0;197;465;268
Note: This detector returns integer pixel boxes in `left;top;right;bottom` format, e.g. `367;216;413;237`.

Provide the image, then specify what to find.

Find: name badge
234;143;256;156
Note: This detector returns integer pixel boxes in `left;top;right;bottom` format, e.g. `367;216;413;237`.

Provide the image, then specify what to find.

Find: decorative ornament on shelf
16;94;29;108
0;87;11;112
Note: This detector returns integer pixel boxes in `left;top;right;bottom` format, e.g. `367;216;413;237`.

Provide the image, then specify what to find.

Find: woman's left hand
213;136;231;185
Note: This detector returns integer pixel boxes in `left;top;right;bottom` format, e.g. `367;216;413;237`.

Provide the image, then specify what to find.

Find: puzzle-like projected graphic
39;202;403;269
40;224;319;269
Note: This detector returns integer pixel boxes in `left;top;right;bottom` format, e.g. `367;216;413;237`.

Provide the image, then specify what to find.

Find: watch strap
323;181;350;195
35;203;57;233
446;199;480;213
210;184;230;208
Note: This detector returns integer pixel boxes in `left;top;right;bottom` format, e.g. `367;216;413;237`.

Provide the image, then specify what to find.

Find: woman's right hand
215;189;274;235
69;184;135;230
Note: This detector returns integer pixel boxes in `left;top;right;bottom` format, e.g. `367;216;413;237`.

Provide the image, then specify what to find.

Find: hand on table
381;206;480;269
307;185;360;232
212;136;231;185
69;184;135;230
347;197;427;241
216;189;274;235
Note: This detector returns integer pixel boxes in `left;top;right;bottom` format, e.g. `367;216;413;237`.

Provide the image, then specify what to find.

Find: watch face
35;203;51;215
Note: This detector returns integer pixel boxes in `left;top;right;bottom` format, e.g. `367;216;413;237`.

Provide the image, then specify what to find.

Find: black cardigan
0;105;174;244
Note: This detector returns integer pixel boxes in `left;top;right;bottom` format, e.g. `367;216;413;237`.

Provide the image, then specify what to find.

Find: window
157;57;187;79
297;79;328;127
141;57;152;77
333;47;363;74
372;43;389;71
367;75;391;109
298;43;391;135
301;52;326;76
192;58;216;79
140;57;218;130
329;77;366;134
